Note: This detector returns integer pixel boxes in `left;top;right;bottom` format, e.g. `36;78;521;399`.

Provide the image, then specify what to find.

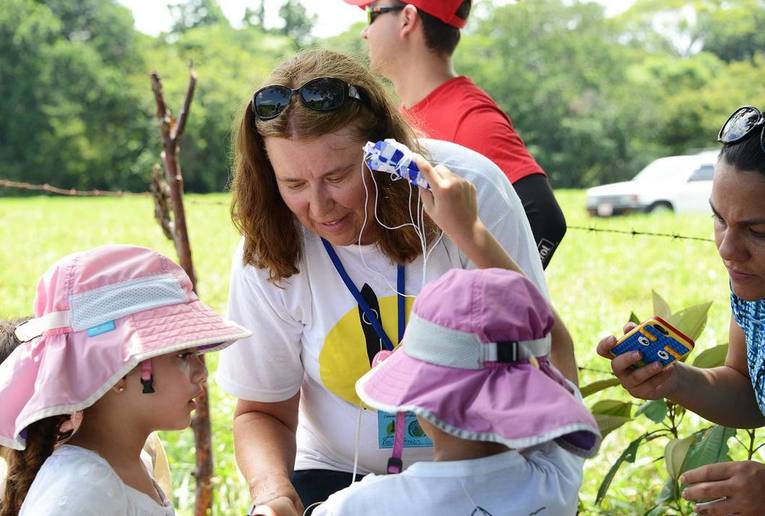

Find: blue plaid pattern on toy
363;139;431;190
611;318;693;367
731;292;765;417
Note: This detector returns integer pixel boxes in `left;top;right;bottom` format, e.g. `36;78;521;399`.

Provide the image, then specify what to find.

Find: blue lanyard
321;238;405;349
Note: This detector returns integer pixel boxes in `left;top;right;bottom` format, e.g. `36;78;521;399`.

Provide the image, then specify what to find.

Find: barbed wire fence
0;179;130;197
566;224;714;242
2;178;716;243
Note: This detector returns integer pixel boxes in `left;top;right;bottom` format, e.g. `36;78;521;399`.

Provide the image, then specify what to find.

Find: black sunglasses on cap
367;5;405;25
252;77;365;121
718;105;765;153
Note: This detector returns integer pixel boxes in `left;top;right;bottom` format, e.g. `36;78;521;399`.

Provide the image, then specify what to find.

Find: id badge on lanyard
377;411;432;448
322;239;433;454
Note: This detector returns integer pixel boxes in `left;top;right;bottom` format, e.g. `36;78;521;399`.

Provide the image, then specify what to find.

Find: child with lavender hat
314;268;600;515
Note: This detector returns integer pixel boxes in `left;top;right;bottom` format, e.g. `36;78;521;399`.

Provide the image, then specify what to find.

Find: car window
633;157;690;183
688;164;714;182
634;159;671;182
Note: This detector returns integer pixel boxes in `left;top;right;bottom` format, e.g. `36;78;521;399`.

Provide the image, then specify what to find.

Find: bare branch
150;69;210;516
150;163;174;240
173;67;197;142
151;72;174;151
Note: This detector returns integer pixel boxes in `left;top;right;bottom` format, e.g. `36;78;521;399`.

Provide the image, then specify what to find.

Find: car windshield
632;157;691;183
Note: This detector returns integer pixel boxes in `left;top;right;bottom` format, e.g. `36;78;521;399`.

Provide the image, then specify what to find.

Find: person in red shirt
345;0;567;268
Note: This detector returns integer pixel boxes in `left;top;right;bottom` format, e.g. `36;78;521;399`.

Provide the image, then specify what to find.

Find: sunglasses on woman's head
252;77;364;121
718;105;765;153
367;5;405;25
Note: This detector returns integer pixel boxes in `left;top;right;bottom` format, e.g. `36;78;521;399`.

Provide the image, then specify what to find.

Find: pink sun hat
0;245;251;450
356;268;601;458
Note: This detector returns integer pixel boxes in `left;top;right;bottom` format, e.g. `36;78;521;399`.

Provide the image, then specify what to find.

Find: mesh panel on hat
70;275;187;331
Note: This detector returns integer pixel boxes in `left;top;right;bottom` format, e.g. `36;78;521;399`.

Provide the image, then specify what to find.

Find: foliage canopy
1;0;763;192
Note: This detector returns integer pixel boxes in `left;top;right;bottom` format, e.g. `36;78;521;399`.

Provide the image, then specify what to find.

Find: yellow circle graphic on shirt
319;294;414;406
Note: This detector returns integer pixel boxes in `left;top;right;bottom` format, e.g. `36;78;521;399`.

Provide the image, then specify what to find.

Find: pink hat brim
0;300;250;450
356;348;601;457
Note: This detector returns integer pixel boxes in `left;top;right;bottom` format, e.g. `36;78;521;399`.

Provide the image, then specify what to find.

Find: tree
141;23;294;192
456;0;649;187
278;0;316;48
695;0;765;62
42;0;139;64
0;0;153;191
169;0;228;34
243;0;266;31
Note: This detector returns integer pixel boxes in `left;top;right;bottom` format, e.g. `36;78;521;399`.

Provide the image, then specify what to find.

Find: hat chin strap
387;412;405;474
140;360;155;394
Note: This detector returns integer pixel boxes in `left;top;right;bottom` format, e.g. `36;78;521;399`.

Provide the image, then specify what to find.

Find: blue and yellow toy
610;316;694;367
363;139;431;191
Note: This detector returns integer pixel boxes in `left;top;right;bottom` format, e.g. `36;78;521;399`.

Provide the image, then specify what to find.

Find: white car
586;150;719;216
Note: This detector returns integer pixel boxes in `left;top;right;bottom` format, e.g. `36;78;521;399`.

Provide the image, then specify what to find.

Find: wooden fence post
150;68;215;516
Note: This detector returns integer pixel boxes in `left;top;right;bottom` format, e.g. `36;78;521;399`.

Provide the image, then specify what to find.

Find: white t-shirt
217;138;549;475
313;443;583;516
20;445;175;516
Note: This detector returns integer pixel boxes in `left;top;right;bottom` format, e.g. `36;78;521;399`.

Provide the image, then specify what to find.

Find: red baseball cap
344;0;468;29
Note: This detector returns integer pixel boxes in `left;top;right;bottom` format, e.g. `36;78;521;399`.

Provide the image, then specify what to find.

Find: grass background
2;190;758;514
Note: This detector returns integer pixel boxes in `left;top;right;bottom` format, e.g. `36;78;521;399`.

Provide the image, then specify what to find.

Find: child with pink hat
314;268;601;516
0;245;250;516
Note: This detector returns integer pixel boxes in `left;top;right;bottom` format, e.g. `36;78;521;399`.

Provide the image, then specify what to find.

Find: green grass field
0;190;751;514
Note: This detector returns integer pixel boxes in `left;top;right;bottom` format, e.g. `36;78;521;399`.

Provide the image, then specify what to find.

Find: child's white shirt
20;444;175;516
313;442;583;516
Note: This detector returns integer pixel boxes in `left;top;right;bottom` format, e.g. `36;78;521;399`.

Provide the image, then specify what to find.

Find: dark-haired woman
216;49;582;515
598;105;765;516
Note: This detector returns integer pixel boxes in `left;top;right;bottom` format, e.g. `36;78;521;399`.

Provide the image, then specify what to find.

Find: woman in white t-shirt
218;49;577;516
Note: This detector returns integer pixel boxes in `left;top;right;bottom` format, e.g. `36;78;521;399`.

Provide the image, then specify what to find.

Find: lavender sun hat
0;245;251;450
355;268;601;458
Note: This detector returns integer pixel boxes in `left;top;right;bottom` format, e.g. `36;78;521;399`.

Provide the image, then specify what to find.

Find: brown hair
0;317;30;364
396;0;472;56
1;318;74;515
230;49;439;282
1;416;72;516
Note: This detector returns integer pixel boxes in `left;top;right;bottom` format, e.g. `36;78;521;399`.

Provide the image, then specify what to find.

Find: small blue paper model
363;139;431;190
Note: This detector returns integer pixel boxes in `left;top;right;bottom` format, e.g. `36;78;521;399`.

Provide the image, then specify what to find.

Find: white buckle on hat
14;311;70;342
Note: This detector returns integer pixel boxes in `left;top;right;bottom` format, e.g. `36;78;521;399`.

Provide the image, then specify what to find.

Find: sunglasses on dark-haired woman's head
251;77;365;121
718;105;765;153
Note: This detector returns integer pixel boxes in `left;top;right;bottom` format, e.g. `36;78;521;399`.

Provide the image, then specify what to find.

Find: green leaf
580;377;621;398
591;400;633;438
594;414;632;438
652;291;672;319
591;399;633;417
666;301;713;342
680;426;736;476
665;435;695;480
629;311;642;325
596;435;644;505
636;399;668;422
692;343;729;369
